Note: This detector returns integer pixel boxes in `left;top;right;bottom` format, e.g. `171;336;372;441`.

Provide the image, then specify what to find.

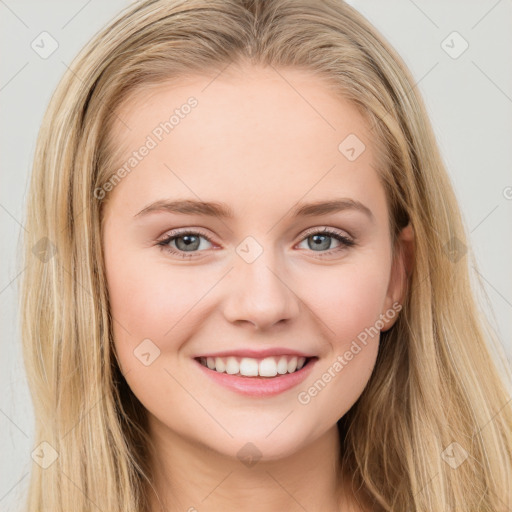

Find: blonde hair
20;0;512;510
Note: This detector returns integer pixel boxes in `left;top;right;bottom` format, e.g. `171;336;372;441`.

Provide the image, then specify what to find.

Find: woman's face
102;64;408;461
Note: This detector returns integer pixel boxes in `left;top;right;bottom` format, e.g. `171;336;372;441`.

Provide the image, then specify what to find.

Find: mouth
194;355;318;378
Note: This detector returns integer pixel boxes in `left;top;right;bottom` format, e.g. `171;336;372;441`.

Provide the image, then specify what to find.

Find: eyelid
156;226;355;258
156;227;217;259
300;226;353;241
157;226;353;243
156;227;214;244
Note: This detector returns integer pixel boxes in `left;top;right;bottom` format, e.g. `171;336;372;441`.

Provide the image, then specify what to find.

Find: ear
380;222;414;332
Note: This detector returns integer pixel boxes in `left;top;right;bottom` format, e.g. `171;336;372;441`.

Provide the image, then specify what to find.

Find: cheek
292;257;389;419
104;249;213;420
303;256;390;349
104;245;210;369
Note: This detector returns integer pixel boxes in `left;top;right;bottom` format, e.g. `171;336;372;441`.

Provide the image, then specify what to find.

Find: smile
193;355;318;397
196;355;310;377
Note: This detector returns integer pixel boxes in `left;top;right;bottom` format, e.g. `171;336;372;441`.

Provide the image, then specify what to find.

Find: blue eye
297;228;355;254
157;227;355;258
157;229;214;258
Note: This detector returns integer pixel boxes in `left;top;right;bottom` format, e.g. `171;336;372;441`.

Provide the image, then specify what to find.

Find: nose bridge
222;236;299;328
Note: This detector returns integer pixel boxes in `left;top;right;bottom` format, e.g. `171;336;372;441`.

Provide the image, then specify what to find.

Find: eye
157;229;215;258
156;227;355;259
296;227;355;257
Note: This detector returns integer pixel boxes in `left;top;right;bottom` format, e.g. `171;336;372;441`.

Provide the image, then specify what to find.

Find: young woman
20;0;512;510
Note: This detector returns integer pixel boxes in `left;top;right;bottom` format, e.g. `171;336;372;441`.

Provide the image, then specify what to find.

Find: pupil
310;234;330;251
177;235;199;251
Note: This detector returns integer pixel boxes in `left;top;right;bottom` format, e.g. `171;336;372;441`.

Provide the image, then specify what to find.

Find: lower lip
193;358;318;397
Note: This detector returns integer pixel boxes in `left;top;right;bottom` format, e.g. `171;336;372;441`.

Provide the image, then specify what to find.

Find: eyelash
156;227;355;259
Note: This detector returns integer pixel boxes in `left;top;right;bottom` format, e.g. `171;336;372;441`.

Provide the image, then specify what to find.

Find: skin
102;63;414;512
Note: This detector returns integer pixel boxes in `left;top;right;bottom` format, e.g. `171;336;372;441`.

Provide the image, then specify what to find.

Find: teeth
198;355;310;377
276;356;288;374
259;357;277;377
239;358;259;376
215;357;226;373
287;356;298;373
225;356;239;375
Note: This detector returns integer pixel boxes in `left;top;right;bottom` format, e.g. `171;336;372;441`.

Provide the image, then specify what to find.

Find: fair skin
102;64;413;512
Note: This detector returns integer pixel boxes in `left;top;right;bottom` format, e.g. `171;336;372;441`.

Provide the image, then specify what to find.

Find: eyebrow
134;198;374;222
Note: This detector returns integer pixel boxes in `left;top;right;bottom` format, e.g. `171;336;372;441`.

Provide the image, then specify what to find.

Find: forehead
105;65;387;224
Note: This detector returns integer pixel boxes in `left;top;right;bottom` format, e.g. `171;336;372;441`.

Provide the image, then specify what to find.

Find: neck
145;416;358;512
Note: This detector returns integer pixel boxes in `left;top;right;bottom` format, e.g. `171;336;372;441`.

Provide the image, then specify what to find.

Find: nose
222;250;300;331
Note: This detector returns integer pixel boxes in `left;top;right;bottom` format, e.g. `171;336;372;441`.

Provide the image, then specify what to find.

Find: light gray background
1;1;511;510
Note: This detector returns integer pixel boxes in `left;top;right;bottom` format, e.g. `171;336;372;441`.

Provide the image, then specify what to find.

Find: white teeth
215;357;226;373
225;356;239;375
199;355;311;377
259;357;278;377
277;356;288;374
239;358;259;376
287;356;298;373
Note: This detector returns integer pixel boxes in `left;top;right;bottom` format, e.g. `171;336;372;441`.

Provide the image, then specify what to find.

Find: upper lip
194;348;317;359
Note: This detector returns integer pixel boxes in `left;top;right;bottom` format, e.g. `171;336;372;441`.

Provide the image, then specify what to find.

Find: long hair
19;0;512;510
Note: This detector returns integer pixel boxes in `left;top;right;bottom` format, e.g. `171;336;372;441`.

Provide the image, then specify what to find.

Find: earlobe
380;222;415;332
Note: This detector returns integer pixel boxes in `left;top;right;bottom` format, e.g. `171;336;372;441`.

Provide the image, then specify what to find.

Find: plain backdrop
1;1;511;510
